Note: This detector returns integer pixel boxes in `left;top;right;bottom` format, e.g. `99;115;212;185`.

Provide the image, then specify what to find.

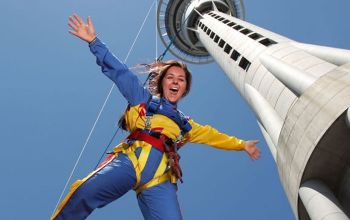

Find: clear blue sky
1;0;349;219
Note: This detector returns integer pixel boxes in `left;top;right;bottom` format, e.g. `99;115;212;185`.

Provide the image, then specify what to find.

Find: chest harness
127;96;192;186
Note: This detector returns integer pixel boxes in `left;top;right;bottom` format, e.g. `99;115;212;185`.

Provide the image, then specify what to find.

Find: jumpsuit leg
54;153;136;220
137;181;182;220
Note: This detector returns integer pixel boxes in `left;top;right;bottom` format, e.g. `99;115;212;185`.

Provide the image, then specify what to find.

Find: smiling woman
162;66;187;103
148;60;192;101
51;14;260;220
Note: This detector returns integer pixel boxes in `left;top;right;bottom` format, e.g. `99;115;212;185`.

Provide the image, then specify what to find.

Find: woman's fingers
69;16;80;28
245;140;261;160
68;21;78;32
73;14;84;25
252;148;261;160
87;16;96;35
251;140;259;145
87;16;93;28
68;29;79;37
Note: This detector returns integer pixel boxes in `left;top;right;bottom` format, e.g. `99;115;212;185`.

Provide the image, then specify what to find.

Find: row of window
197;19;251;71
205;11;277;47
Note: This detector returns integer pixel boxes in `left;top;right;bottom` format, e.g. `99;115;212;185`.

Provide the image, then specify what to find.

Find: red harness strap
127;130;183;182
127;130;168;152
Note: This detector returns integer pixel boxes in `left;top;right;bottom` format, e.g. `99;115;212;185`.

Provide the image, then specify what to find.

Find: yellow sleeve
183;119;246;151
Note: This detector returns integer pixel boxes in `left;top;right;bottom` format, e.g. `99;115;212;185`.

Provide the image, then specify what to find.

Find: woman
51;14;261;220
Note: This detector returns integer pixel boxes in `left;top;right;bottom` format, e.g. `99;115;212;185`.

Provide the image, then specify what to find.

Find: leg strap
135;153;177;195
116;141;152;190
124;140;179;193
135;172;171;195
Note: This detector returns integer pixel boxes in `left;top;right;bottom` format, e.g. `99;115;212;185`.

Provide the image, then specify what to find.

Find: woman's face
161;66;187;103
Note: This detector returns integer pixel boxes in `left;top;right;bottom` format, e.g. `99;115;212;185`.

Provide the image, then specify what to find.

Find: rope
125;0;156;62
92;0;157;169
92;0;157;168
155;0;158;59
93;126;120;170
51;0;157;216
51;85;114;217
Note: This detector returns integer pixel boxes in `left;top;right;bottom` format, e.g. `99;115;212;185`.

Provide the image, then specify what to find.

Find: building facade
158;0;350;219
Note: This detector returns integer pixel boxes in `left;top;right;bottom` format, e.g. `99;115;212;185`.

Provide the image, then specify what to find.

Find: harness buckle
144;116;152;130
175;134;183;144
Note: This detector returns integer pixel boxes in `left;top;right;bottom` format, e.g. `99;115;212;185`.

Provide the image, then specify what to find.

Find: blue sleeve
89;38;150;106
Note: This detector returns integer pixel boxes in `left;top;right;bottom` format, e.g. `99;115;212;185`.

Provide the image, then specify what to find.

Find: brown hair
147;60;192;97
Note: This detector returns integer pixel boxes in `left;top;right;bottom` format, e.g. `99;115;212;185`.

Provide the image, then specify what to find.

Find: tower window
218;39;226;48
218;17;225;21
239;57;251;71
233;25;243;30
204;26;208;32
249;33;263;40
240;28;253;35
227;22;236;27
230;50;240;61
207;29;212;35
210;32;215;39
259;38;277;46
224;44;232;54
214;35;220;43
223;19;230;24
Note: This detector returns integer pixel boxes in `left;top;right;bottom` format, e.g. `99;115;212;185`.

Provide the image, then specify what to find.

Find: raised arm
68;14;150;106
185;119;261;160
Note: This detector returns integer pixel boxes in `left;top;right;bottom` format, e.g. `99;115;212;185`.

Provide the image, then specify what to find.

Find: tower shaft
158;1;350;219
194;10;350;219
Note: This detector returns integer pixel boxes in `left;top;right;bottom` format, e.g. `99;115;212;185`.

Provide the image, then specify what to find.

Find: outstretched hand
244;140;261;160
68;14;96;43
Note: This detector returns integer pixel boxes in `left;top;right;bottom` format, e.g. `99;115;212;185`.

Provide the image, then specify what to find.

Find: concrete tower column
157;1;350;219
299;179;349;220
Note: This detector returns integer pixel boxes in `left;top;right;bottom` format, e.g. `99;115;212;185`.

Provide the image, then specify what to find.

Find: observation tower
157;0;350;219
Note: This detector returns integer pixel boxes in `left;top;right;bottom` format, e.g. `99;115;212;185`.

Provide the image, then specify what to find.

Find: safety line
124;0;156;62
155;0;158;59
93;126;120;170
51;0;157;216
92;0;157;170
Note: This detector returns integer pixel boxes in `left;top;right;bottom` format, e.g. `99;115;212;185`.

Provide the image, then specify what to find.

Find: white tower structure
157;0;350;219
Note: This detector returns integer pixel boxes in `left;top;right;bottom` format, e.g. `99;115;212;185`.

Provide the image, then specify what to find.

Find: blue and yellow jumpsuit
51;38;246;220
